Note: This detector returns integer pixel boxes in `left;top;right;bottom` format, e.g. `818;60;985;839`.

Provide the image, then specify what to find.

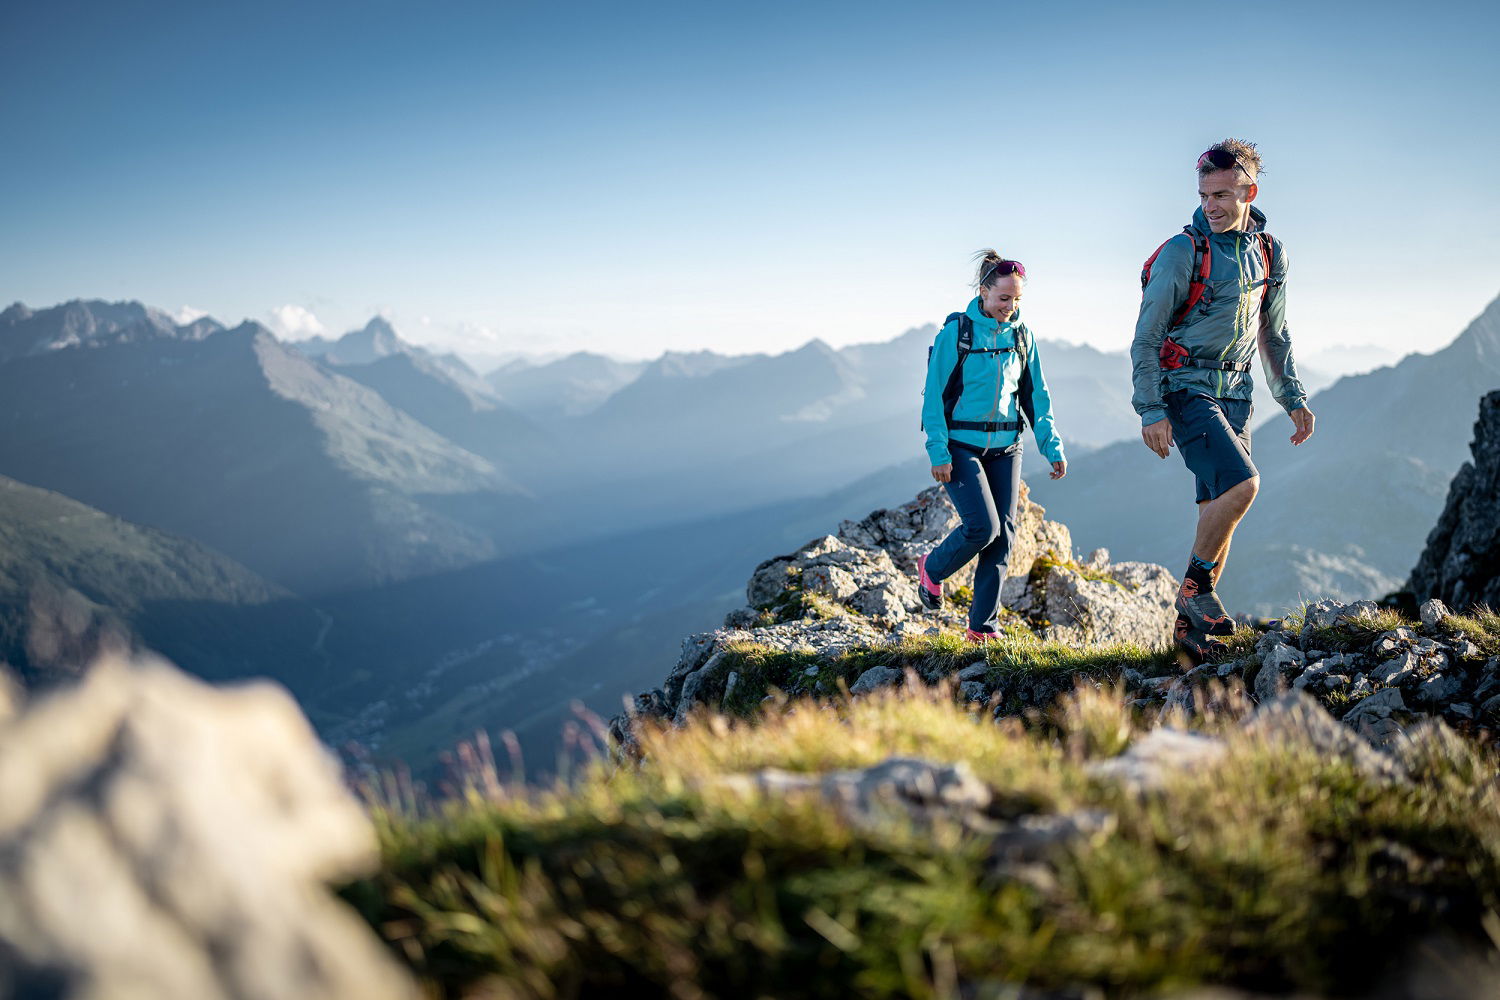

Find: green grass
348;680;1500;999
1444;606;1500;659
1282;603;1499;663
1279;602;1413;654
1030;552;1127;589
708;628;1251;719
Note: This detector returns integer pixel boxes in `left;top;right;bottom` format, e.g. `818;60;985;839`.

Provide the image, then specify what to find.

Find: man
1130;139;1316;661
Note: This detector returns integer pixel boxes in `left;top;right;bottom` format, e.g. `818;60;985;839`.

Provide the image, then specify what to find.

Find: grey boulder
0;655;416;1000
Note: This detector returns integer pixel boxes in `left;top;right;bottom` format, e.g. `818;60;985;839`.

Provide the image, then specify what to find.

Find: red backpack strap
1171;230;1212;328
1140;238;1175;289
1257;233;1275;310
1142;227;1212;329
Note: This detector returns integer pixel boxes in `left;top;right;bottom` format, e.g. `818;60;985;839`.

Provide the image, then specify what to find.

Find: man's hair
1199;138;1263;183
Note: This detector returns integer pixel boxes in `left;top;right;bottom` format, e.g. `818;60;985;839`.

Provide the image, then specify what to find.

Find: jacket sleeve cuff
926;445;951;466
1139;406;1168;427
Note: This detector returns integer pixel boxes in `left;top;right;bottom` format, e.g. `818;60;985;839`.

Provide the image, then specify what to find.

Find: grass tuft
753;570;848;626
1444;605;1500;659
1030;551;1128;589
1282;603;1415;654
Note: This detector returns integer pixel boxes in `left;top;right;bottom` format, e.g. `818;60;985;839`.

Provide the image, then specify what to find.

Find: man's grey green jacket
1130;205;1308;427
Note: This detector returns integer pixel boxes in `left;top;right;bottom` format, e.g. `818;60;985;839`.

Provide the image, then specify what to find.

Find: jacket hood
1189;203;1268;237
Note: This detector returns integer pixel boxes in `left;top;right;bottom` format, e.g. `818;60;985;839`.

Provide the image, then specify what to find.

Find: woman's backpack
921;312;1034;435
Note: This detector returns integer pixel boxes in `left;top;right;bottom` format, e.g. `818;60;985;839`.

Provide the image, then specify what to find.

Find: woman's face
979;274;1024;322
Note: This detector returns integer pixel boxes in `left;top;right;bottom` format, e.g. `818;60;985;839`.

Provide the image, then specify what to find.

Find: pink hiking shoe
916;554;943;611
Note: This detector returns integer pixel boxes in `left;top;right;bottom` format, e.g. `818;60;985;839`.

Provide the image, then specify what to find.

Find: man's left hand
1049;460;1067;480
1290;406;1316;446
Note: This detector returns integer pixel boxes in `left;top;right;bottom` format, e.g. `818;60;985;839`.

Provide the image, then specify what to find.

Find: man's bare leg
1175;477;1260;661
1192;476;1258;576
1211;536;1231;588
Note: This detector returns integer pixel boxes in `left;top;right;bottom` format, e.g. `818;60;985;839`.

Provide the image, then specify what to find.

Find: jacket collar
1189;204;1268;238
965;296;1020;332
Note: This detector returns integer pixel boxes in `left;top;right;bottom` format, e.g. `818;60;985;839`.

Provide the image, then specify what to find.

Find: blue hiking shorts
1163;389;1257;503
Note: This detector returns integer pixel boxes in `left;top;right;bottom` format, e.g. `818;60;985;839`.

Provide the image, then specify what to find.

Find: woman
916;250;1067;642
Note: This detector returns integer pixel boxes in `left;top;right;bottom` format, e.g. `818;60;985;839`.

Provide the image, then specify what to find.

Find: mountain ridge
0;303;530;592
0;472;330;694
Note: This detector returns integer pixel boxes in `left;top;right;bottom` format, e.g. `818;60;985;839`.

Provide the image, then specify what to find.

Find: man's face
1198;168;1257;233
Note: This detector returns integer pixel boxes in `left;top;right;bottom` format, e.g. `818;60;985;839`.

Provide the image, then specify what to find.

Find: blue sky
4;0;1498;367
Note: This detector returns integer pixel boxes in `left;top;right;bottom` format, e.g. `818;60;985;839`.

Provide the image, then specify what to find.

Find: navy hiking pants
924;442;1022;634
1163;390;1257;503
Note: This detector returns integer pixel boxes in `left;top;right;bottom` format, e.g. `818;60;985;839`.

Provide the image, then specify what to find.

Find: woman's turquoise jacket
921;296;1066;467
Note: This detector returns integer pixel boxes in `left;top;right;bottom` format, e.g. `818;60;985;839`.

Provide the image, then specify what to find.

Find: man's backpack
1140;228;1275;372
921;312;1035;436
1140;228;1275;329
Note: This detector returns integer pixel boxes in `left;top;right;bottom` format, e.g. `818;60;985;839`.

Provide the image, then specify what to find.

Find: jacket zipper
989;329;1002;450
1215;234;1250;396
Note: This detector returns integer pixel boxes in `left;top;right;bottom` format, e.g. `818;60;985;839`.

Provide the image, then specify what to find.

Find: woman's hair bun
971;248;1004;288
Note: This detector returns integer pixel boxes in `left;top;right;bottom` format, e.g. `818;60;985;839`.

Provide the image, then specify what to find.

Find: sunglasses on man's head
1197;148;1253;178
982;259;1026;283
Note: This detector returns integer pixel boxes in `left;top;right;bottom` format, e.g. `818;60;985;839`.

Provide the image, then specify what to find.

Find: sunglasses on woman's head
982;259;1026;283
1197;148;1253;178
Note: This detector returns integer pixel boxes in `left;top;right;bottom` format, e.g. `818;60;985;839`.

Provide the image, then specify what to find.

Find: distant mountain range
487;352;649;420
301;319;551;475
298;317;483;389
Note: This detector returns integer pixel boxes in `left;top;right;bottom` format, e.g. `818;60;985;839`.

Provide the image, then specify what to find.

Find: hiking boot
916;554;943;611
1174;614;1229;665
1176;577;1235;636
965;628;997;644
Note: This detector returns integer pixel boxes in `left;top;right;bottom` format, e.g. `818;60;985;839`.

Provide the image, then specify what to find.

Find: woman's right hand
931;463;952;483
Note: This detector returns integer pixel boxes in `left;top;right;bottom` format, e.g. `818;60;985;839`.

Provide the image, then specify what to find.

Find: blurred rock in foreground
0;655;416;1000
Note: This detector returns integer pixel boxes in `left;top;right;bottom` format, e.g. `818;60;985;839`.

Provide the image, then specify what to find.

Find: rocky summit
612;485;1500;754
1408;389;1500;612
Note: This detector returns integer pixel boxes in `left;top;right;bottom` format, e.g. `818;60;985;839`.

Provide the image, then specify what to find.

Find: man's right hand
1141;417;1174;459
931;463;952;483
1289;405;1316;445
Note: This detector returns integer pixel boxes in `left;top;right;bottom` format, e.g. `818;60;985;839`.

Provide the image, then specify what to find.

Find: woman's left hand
1049;460;1067;481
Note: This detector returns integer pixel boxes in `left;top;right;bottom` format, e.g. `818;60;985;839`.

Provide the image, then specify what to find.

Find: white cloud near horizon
268;304;326;340
173;305;208;324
